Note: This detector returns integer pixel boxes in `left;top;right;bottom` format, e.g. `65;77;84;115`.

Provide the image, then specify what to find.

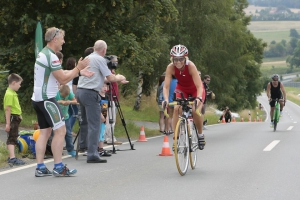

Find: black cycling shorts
32;98;65;130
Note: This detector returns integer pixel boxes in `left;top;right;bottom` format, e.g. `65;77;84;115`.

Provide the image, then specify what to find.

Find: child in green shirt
3;73;25;165
55;85;77;157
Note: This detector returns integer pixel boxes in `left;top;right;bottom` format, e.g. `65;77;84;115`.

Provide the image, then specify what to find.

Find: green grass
252;31;294;45
262;56;288;63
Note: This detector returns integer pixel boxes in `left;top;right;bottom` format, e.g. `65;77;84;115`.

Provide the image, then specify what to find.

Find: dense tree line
251;6;300;21
248;0;300;9
0;0;265;112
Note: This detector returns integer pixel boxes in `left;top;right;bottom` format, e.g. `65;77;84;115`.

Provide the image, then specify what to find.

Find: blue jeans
68;104;78;131
65;118;74;152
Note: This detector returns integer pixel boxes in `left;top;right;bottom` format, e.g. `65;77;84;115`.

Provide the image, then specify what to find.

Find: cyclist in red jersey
163;44;205;149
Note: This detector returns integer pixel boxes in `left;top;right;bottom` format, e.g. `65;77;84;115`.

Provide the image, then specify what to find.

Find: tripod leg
75;128;80;160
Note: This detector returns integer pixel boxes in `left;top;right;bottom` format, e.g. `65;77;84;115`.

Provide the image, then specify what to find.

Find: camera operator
104;55;129;145
76;40;126;163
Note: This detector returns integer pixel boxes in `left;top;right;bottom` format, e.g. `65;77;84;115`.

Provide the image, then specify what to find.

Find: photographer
104;55;129;145
218;106;232;123
76;40;126;163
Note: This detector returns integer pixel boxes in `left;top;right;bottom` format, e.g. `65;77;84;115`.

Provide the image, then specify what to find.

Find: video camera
104;56;118;70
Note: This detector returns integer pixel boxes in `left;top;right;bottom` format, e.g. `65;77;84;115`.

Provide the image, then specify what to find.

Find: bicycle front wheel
189;121;198;169
273;119;277;132
174;119;189;176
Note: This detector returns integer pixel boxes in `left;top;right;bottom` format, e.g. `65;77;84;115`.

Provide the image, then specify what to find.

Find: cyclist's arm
280;83;287;100
163;64;173;103
189;62;203;100
266;82;271;100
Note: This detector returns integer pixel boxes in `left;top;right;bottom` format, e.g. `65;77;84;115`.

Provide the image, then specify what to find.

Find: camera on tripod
104;56;118;70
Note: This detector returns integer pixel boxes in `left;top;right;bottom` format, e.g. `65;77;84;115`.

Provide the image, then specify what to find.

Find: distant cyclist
163;44;205;149
266;74;286;127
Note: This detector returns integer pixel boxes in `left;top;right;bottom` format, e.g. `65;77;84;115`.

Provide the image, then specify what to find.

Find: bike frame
273;99;280;132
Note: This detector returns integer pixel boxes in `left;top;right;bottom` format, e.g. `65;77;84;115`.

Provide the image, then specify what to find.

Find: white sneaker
280;111;283;117
270;122;273;128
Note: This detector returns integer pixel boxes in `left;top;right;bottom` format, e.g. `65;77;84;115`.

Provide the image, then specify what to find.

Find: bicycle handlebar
163;100;201;118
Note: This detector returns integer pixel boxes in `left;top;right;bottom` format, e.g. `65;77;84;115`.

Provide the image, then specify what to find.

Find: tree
290;29;300;38
162;0;265;111
0;0;178;110
287;40;300;68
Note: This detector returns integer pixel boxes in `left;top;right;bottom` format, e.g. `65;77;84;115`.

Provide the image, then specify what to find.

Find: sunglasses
51;28;60;41
272;79;278;81
173;57;185;62
206;79;211;82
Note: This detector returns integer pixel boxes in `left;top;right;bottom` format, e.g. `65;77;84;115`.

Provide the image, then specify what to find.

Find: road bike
272;98;280;132
164;94;201;176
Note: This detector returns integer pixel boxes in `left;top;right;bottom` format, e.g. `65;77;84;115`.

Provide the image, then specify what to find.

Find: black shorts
269;96;282;107
6;114;22;145
32;98;65;130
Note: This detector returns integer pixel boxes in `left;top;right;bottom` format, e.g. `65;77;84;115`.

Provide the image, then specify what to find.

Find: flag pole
35;21;43;59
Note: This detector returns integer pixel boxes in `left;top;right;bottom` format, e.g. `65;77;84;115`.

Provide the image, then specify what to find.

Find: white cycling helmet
271;74;279;80
170;44;188;57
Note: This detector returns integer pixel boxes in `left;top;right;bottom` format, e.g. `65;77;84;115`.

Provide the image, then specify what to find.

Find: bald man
76;40;126;163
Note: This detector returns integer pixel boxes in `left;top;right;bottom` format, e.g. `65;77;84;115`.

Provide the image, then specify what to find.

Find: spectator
55;85;77;157
98;83;111;156
156;73;166;133
32;27;92;177
4;73;25;166
65;57;78;136
76;47;94;153
160;75;177;134
76;40;126;163
201;74;211;129
218;106;232;123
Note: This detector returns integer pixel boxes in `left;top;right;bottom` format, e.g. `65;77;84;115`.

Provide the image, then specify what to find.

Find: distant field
252;30;293;44
247;21;300;44
244;5;300;16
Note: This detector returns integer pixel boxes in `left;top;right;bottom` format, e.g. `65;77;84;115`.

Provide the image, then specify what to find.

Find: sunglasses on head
173;57;185;62
51;28;60;41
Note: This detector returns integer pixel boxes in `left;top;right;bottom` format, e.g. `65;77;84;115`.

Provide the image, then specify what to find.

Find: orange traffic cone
137;126;147;142
159;135;173;156
232;116;236;122
248;117;251;122
241;118;244;122
259;118;262;122
254;119;256;122
222;115;226;123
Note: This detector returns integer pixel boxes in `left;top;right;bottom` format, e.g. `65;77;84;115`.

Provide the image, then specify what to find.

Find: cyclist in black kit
266;74;287;127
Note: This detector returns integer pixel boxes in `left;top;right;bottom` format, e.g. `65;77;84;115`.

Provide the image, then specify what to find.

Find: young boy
3;73;25;165
99;83;112;157
55;85;77;157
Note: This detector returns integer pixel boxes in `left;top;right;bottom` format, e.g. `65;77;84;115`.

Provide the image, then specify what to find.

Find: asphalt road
0;94;300;200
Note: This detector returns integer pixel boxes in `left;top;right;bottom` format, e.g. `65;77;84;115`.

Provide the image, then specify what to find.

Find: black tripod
72;104;82;160
107;83;135;153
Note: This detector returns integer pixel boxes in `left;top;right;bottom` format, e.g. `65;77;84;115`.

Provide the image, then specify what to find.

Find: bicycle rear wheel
189;121;198;169
174;119;189;176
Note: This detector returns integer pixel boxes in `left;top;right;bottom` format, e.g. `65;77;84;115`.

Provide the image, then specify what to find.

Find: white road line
287;126;294;130
263;140;280;151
